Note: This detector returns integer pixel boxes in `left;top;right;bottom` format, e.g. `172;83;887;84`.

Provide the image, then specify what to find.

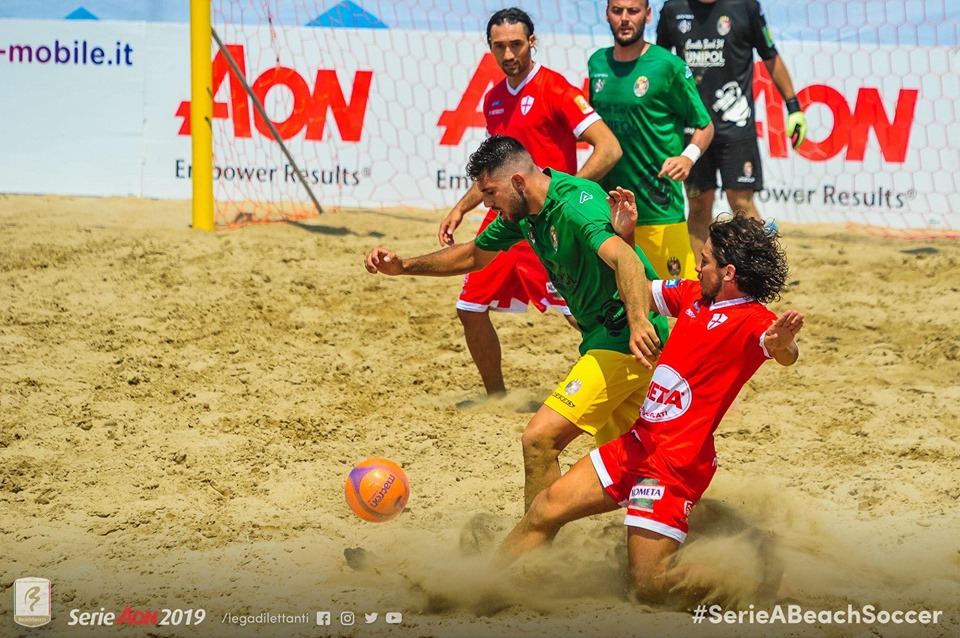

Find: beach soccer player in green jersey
589;0;714;279
365;135;669;510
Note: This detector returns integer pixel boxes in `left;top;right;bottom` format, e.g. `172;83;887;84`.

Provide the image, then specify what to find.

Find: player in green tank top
474;168;669;354
587;0;714;280
364;135;668;512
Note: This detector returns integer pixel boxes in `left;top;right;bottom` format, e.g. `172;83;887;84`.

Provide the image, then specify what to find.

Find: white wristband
681;144;702;164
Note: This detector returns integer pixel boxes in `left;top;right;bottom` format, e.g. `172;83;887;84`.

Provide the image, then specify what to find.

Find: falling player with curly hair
496;211;804;604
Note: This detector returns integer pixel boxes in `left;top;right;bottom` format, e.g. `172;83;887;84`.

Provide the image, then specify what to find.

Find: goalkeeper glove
785;97;806;150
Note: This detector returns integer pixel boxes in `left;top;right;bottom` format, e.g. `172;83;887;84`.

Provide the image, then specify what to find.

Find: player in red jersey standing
496;208;804;603
439;8;623;399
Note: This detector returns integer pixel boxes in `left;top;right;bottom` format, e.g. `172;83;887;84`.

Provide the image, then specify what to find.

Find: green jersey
588;45;711;225
474;169;669;355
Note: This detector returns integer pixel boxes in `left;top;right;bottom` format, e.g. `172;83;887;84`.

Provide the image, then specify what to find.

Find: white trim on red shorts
623;516;687;543
546;300;573;316
456;299;571;314
589;449;627;506
592;448;688;543
455;299;527;313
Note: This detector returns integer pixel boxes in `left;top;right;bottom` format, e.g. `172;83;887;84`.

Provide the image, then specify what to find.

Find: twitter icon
364;612;378;624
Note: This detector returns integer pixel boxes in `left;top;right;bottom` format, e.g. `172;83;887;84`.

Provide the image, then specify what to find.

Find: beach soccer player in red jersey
496;207;804;603
439;7;623;399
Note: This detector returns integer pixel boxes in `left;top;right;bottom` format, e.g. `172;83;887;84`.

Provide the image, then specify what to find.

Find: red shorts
457;210;569;314
589;430;717;543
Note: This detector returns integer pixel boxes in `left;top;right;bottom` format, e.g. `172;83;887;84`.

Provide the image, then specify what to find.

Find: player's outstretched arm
438;182;485;246
607;186;637;247
763;310;805;366
576;120;622;181
364;242;496;277
598;237;661;369
659;121;714;182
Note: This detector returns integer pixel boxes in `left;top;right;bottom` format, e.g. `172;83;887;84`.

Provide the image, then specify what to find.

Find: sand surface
0;195;957;638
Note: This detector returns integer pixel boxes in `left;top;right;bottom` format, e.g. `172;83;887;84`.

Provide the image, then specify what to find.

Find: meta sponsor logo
177;44;371;142
641;365;690;422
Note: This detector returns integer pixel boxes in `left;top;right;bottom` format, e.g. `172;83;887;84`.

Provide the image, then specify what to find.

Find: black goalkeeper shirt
657;0;779;141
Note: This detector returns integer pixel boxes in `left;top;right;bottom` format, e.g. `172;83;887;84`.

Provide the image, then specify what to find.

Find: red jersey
483;63;600;174
636;278;776;486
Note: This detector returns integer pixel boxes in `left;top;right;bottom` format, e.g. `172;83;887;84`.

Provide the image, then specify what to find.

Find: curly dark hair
465;134;530;181
486;7;535;44
708;215;789;304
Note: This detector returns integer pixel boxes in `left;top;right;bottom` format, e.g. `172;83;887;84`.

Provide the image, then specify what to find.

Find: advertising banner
1;18;957;228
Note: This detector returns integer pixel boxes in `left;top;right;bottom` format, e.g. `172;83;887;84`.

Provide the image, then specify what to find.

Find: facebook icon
316;611;331;625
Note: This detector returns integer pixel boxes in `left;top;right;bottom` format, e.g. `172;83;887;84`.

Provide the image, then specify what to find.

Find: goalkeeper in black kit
657;0;807;255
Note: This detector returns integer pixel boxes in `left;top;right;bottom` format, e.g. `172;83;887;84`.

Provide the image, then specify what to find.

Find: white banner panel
0;20;146;197
1;18;958;229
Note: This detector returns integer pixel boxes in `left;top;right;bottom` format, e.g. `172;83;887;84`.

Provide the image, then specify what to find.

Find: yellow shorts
635;221;697;280
544;349;654;447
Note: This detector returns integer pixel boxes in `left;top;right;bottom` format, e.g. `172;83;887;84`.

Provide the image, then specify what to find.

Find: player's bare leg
724;188;761;221
685;186;715;257
457;308;506;396
520;406;587;510
627;527;681;603
496;454;619;563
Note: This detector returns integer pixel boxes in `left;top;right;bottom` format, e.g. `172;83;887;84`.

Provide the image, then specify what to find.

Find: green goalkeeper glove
785;97;806;150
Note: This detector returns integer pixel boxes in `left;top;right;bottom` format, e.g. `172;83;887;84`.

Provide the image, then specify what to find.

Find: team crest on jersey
550;226;559;250
678;19;692;34
707;313;728;330
633;75;649;98
520;95;535;115
564;378;582;396
574;94;593;114
667;257;682;277
593;78;605;94
743;162;753;178
717;16;732;36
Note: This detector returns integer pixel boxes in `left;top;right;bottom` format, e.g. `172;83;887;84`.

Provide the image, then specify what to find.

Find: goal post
190;0;326;229
189;0;214;231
